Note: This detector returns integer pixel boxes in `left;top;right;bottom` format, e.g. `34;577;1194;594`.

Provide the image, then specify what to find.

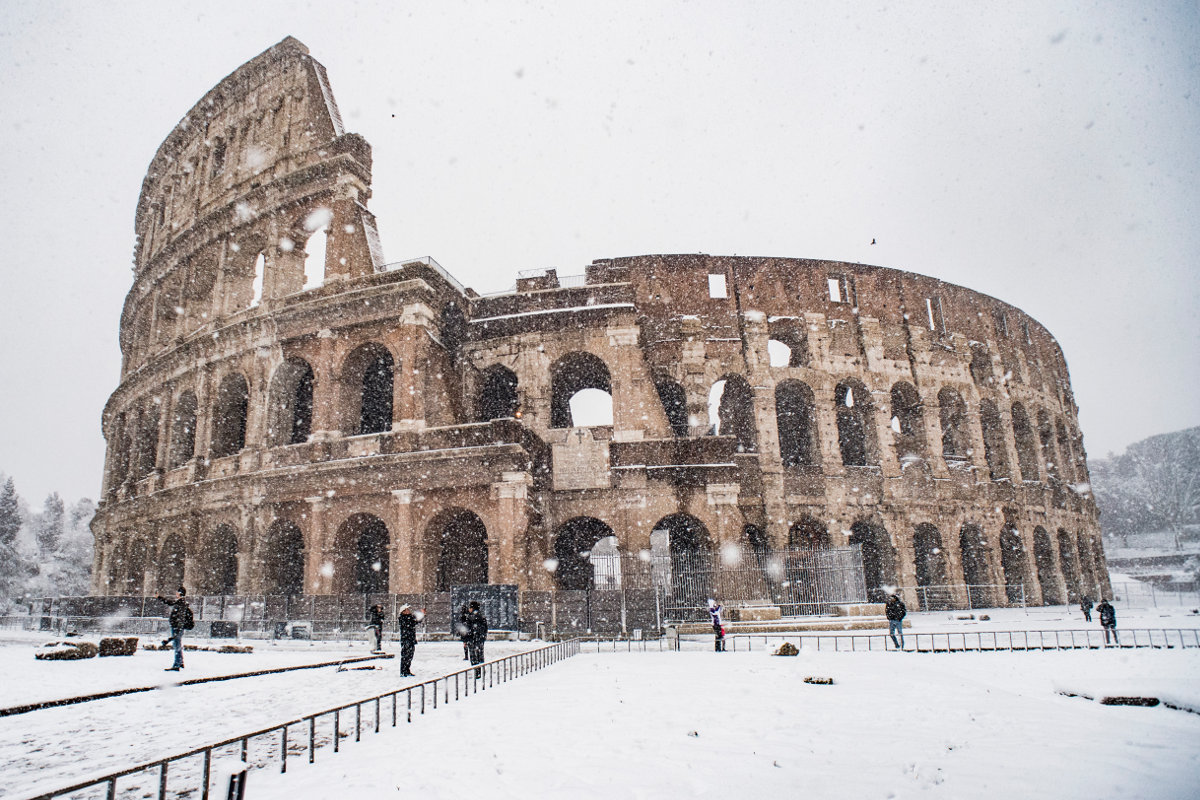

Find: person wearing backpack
156;586;193;671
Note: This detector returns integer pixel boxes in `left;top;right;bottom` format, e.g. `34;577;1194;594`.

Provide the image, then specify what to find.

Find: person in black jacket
1097;599;1118;644
885;592;907;650
155;587;191;671
397;604;425;677
464;601;488;677
366;604;385;652
458;604;471;661
1080;595;1093;622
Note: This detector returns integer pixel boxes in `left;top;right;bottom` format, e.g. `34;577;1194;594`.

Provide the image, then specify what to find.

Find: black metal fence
20;639;580;800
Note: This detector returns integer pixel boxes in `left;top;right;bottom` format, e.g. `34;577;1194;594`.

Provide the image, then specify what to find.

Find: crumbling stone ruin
91;37;1110;611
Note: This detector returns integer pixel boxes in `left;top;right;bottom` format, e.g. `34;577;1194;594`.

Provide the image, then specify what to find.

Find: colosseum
91;37;1109;627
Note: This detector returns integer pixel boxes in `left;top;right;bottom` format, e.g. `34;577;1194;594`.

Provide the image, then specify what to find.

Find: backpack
182;604;195;630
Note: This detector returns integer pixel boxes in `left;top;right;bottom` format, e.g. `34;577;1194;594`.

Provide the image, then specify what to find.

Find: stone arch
431;508;489;591
654;513;713;559
743;523;770;556
969;343;994;387
110;412;131;487
999;523;1028;605
119;535;153;596
1037;409;1060;481
1055;420;1076;483
835;380;877;466
767;322;809;367
333;513;390;594
553;516;616;590
775;380;819;468
653;513;714;602
132;404;161;480
979;399;1009;480
550;351;612;428
340;342;394;436
709;374;757;452
1033;526;1062;604
300;207;332;290
913;523;949;602
477;364;520;422
938;387;970;462
221;237;266;311
199;524;239;596
654;377;689;438
848;518;896;602
958;523;993;607
262;519;305;595
267;358;315;446
889;382;925;462
1057;529;1080;602
1011;402;1040;481
157;532;186;594
1077;534;1100;599
167;390;197;469
788;516;830;549
211;373;250;458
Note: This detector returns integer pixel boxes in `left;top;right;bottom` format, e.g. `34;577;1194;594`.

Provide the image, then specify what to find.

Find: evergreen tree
0;478;20;548
37;492;65;554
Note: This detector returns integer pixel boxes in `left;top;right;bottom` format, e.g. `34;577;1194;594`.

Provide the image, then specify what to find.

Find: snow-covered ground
2;604;1198;799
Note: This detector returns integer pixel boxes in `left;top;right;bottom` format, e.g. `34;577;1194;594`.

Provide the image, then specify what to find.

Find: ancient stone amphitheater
91;37;1109;617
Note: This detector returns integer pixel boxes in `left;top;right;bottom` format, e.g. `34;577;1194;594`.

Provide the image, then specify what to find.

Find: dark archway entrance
848;519;895;602
433;509;489;590
553;517;616;590
263;519;305;595
334;514;390;594
999;525;1028;605
913;523;949;610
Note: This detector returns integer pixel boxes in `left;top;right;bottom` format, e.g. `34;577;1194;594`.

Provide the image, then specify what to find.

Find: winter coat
457;606;472;642
397;611;423;644
885;595;907;621
1097;601;1116;627
158;596;191;632
367;607;384;628
1080;597;1093;612
708;604;723;630
464;609;489;645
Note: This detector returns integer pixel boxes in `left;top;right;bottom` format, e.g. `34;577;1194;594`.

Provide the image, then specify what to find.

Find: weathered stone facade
92;37;1110;609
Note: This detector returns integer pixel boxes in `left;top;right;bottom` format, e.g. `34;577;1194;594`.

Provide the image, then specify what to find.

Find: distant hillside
1090;426;1200;549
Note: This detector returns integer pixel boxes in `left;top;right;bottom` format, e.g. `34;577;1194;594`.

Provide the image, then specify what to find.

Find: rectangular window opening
828;274;852;304
708;273;728;299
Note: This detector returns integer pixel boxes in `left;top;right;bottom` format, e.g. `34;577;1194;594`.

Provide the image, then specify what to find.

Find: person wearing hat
707;599;726;652
366;604;385;653
1096;598;1118;645
397;604;426;677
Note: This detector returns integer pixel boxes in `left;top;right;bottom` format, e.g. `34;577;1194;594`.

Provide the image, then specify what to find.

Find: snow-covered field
2;604;1199;799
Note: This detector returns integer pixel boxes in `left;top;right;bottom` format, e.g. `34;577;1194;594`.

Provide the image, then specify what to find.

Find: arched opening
432;509;488;591
744;524;770;557
768;324;809;367
788;516;830;550
969;343;994;387
552;517;616;590
263;520;305;596
889;382;925;463
477;365;519;421
210;373;249;458
958;524;993;607
775;380;819;468
267;358;315;446
653;513;714;604
767;339;792;367
167;391;197;469
341;343;394;436
334;513;390;594
1057;529;1080;603
912;523;948;601
133;405;160;479
110;413;131;487
1038;410;1060;482
1055;420;1076;483
999;524;1028;605
1033;527;1062;604
1077;534;1100;600
1011;402;1040;481
836;380;876;466
848;519;895;602
201;524;239;596
938;387;970;462
655;378;689;438
250;252;265;307
979;400;1009;480
120;537;151;596
550;352;612;428
709;375;757;452
301;208;331;290
158;533;186;594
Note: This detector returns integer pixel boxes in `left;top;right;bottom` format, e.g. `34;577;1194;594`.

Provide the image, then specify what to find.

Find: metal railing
719;628;1200;653
20;639;579;800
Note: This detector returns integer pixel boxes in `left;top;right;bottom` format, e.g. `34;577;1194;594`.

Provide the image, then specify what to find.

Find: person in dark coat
397;604;425;677
464;601;488;677
458;604;471;661
1097;599;1118;644
707;599;726;652
1080;595;1093;622
155;587;191;671
885;592;907;650
366;604;385;652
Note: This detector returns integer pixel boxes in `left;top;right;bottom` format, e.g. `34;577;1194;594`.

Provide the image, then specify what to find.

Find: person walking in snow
464;601;488;677
366;603;385;652
155;587;192;671
458;603;472;661
707;599;726;652
885;592;907;650
1097;598;1118;645
397;604;425;676
1080;595;1093;622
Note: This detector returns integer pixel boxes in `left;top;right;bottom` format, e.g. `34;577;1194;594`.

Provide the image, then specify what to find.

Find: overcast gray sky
0;0;1197;506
